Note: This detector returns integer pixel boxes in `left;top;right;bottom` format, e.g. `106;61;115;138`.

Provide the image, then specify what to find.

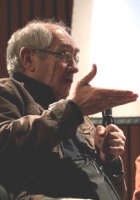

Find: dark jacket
0;74;127;200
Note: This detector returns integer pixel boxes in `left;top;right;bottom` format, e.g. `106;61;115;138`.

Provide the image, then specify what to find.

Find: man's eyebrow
58;44;80;53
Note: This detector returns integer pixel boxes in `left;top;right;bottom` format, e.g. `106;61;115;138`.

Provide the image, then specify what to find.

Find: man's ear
20;47;35;71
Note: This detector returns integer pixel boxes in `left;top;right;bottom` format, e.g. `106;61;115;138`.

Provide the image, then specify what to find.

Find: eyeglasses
32;48;79;64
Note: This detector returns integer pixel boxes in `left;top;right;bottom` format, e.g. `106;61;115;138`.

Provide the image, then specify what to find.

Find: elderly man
0;19;138;200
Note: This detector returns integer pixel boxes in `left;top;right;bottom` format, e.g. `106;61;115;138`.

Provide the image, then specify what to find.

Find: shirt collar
11;73;56;109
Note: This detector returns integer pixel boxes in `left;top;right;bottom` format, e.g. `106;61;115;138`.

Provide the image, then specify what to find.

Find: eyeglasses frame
31;48;79;64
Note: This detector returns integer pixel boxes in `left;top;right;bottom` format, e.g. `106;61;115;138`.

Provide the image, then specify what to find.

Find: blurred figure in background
133;156;140;200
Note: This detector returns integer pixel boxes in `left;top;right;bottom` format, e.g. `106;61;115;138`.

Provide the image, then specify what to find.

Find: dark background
0;0;73;77
0;1;140;200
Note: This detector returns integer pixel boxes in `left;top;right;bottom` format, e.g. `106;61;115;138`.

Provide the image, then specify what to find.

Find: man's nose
67;60;79;73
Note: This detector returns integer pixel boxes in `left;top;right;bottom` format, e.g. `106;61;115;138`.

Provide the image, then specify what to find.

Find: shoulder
0;78;34;104
0;78;24;93
0;78;41;115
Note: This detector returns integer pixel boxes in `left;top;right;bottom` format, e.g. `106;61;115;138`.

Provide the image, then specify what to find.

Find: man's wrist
68;100;84;124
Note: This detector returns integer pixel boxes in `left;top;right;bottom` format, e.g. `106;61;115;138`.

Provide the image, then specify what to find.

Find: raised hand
71;64;138;116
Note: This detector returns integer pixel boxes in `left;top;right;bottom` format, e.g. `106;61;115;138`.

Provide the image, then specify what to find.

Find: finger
99;88;138;97
104;127;125;141
80;64;97;85
108;139;125;147
99;95;138;111
96;125;106;137
105;124;119;132
104;146;125;156
109;95;138;107
105;125;124;135
93;95;138;115
105;89;138;97
102;146;124;156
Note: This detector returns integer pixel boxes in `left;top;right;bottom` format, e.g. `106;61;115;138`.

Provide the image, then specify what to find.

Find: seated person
0;19;138;200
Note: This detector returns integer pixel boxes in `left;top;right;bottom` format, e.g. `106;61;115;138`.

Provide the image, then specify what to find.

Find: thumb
96;125;106;137
80;64;97;85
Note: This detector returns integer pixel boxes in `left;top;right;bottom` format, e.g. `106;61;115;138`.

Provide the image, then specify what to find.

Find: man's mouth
64;78;73;83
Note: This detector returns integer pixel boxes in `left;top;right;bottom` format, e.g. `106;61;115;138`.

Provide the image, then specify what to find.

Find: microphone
102;108;114;126
102;108;114;163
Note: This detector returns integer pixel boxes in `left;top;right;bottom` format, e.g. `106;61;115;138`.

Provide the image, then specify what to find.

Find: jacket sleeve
0;79;83;152
132;155;140;200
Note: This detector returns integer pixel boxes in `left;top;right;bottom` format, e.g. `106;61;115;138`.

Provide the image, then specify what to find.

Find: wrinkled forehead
45;23;80;53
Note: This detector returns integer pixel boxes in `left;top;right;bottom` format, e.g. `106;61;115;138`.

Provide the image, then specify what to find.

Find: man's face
31;26;79;100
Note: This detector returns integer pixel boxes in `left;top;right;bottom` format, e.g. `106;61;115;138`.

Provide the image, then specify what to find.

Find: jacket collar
12;73;56;109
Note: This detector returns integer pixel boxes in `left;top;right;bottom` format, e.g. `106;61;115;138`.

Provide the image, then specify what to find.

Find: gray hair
6;19;70;76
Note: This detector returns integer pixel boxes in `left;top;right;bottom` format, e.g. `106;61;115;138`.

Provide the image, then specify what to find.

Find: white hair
6;19;70;76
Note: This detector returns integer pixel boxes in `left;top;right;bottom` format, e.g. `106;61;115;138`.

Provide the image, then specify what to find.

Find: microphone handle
102;108;114;163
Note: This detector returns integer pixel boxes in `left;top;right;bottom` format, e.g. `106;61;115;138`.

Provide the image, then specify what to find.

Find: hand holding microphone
95;112;126;163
